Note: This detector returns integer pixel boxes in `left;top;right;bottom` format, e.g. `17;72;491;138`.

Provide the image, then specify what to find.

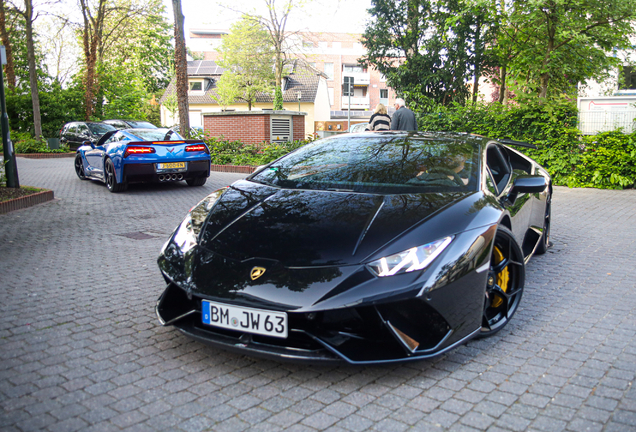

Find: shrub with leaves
204;135;309;166
2;131;70;154
417;100;636;189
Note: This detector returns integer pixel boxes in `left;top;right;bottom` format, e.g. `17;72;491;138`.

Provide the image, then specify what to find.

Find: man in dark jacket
390;98;418;131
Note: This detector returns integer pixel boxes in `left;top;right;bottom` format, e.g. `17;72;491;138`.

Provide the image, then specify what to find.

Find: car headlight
368;237;453;277
164;187;227;254
173;214;197;253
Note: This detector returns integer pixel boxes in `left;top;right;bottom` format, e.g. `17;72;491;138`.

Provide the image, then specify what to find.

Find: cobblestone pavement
1;157;635;432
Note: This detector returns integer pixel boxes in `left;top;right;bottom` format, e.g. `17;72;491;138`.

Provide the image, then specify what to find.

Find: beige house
160;59;331;136
188;29;398;121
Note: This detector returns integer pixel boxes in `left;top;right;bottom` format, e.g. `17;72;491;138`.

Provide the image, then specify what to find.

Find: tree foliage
500;0;636;99
7;0;45;137
78;0;171;119
234;0;302;106
361;0;498;109
362;0;636;106
211;73;241;110
99;0;174;94
216;16;275;110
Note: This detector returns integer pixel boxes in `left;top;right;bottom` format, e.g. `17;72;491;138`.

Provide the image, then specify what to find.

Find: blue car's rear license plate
202;300;288;338
157;162;186;171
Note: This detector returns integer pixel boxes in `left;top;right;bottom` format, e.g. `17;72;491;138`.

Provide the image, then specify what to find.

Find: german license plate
157;162;186;170
202;300;288;338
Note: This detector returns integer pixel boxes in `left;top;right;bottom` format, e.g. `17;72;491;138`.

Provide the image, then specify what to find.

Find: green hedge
0;131;70;154
204;136;309;166
418;101;636;189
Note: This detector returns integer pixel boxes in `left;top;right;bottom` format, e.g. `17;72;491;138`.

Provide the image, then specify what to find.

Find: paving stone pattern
1;157;635;432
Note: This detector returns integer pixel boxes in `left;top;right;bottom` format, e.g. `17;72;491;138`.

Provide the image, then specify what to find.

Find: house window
343;65;364;73
303;40;313;48
189;81;203;91
619;66;636;90
380;89;388;99
324;63;334;80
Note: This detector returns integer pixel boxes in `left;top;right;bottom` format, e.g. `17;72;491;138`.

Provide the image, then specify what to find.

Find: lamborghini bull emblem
250;266;266;280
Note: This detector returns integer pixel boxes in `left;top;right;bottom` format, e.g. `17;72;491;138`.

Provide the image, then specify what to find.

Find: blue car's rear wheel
480;226;525;337
75;154;87;180
186;177;207;187
105;159;127;193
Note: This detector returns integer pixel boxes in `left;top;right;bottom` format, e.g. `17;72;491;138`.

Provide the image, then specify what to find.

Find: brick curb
17;153;75;159
0;189;55;214
211;164;256;174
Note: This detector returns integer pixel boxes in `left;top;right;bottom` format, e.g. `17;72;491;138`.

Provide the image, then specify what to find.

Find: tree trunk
172;0;190;138
538;73;549;98
472;21;482;105
79;0;105;120
498;66;507;104
0;1;16;90
24;0;41;138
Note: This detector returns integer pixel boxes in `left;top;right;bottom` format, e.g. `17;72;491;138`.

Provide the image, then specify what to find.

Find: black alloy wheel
74;154;87;180
186;177;207;187
480;226;525;337
535;192;551;255
105;159;127;193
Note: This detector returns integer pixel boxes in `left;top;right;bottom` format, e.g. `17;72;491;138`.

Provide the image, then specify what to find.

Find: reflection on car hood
198;180;471;267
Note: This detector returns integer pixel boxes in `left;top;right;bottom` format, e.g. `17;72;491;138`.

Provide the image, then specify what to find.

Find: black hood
198;180;470;267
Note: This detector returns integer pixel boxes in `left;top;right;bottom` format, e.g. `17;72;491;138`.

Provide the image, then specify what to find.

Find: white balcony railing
341;97;370;110
342;71;370;86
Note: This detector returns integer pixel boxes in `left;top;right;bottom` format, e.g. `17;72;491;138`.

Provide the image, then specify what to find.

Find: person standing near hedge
366;103;391;131
390;98;418;131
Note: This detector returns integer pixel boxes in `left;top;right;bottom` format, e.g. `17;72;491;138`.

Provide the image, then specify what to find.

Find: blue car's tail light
124;146;156;158
185;144;209;154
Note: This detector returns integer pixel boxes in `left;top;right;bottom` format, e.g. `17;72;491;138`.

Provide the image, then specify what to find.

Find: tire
479;226;525;338
75;154;87;180
105;159;127;193
535;191;551;255
186;176;207;187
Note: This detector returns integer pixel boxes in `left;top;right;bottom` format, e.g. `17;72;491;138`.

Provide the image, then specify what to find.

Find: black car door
485;143;531;246
63;123;79;149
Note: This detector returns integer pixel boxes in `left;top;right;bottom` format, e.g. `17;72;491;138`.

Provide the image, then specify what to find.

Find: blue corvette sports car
74;128;211;192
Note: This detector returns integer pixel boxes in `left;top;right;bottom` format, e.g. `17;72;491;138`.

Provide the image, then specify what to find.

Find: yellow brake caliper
491;246;509;308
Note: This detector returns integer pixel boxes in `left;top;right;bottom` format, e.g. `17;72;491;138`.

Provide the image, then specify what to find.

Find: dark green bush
417;100;636;189
11;131;48;153
1;131;70;154
204;136;309;166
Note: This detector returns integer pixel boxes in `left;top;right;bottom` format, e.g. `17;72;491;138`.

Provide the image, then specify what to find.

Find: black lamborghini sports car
156;131;551;364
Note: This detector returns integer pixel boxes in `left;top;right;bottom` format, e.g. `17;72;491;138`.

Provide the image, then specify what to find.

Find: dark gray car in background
59;121;117;150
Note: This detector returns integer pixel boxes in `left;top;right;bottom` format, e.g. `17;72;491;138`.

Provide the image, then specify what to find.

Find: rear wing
497;138;537;150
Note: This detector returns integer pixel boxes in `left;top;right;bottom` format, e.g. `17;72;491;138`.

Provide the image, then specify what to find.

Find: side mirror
85;141;94;149
510;175;547;194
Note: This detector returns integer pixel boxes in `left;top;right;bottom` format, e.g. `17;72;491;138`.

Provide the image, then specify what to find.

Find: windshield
128;129;183;141
250;134;480;194
127;121;157;129
88;123;117;134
